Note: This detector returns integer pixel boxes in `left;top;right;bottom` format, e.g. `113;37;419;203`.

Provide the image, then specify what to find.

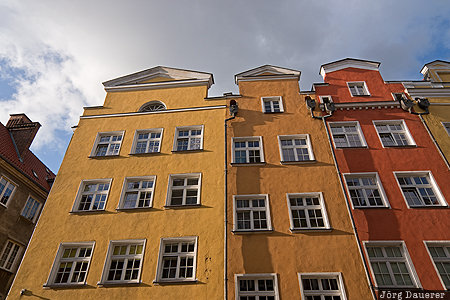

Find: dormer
420;60;450;82
235;65;300;84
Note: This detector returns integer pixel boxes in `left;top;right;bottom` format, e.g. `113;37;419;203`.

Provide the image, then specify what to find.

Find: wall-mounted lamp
229;100;238;116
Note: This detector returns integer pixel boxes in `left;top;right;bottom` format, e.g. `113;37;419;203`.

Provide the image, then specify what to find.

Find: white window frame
394;171;447;208
343;173;390;208
166;173;202;207
298;272;347;300
71;179;112;212
173;125;204;151
278;134;315;163
20;195;43;223
0;175;17;207
235;273;280;300
318;95;333;104
286;192;330;231
261;96;284;113
45;242;95;286
443;122;450;136
424;241;450;290
347;81;370;96
233;194;272;232
328;121;367;148
373;120;416;147
118;176;156;209
90;131;124;157
0;239;23;272
232;136;265;164
364;241;421;288
155;236;198;283
99;239;146;285
131;128;163;154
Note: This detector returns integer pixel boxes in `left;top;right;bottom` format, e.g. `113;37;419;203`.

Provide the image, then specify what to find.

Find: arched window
139;101;167;112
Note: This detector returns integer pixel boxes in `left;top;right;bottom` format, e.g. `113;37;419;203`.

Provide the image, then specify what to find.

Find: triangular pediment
235;65;301;84
320;58;381;78
102;66;214;91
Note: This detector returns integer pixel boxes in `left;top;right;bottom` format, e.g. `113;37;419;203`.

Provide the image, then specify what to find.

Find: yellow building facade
403;60;450;167
8;67;228;299
226;66;373;299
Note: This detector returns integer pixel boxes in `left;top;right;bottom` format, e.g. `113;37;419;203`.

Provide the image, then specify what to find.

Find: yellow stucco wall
8;84;227;299
227;79;373;299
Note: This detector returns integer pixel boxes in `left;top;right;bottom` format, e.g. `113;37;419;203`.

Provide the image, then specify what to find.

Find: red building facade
314;59;450;293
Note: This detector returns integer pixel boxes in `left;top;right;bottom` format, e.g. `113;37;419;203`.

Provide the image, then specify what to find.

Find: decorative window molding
45;242;95;286
155;236;198;283
443;122;450;136
72;179;112;212
347;81;370;96
173;125;204;151
232;136;265;164
131;128;163;154
118;176;156;209
90;131;124;157
329;122;367;148
21;195;42;222
235;273;279;300
261;96;284;113
424;241;450;289
394;171;447;208
319;95;333;103
0;176;17;207
364;241;421;288
0;240;22;272
343;173;389;208
278;134;315;163
100;239;146;285
233;194;272;232
166;173;201;207
373;120;415;147
286;193;330;231
298;272;347;300
138;101;167;112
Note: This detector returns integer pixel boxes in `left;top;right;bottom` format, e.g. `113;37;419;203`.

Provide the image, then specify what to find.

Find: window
232;137;264;164
261;96;284;113
72;179;111;212
235;274;279;300
319;95;333;103
329;122;366;148
443;122;450;136
233;195;272;232
173;125;203;151
139;101;166;112
91;131;124;157
347;82;369;96
425;242;450;289
0;176;16;206
393;93;406;101
166;173;201;206
21;196;42;222
46;242;94;286
132;129;163;154
278;134;314;162
101;240;145;284
344;173;389;208
299;273;347;300
373;120;415;147
395;172;446;207
365;242;419;288
287;193;330;230
0;240;22;272
155;237;198;282
119;176;156;209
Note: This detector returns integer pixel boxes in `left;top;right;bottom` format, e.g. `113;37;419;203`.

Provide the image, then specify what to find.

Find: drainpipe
305;96;377;300
400;97;450;170
224;100;238;300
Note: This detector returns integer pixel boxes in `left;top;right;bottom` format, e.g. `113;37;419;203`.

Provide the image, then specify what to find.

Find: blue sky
0;0;449;173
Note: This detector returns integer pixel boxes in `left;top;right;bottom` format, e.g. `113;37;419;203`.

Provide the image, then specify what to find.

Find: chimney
6;114;41;155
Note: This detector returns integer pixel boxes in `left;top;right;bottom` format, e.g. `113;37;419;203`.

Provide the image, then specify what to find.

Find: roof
420;60;450;76
234;65;301;84
0;122;55;192
319;58;381;77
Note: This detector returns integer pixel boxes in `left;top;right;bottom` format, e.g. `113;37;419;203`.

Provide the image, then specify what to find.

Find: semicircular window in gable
139;101;167;112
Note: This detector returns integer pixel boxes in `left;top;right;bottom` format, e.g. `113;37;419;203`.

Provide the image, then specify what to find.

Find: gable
235;65;301;84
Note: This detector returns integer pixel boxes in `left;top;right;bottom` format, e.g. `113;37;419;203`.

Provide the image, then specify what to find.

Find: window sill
263;111;284;114
69;209;107;214
129;152;161;156
232;229;273;234
88;154;121;159
290;228;333;233
0;266;13;274
153;279;198;285
408;205;448;209
19;215;37;224
280;160;316;165
354;206;390;209
0;203;7;209
116;207;154;211
43;283;87;289
164;204;201;209
98;281;141;287
382;145;417;148
231;162;266;166
335;146;368;149
171;149;204;153
351;94;371;97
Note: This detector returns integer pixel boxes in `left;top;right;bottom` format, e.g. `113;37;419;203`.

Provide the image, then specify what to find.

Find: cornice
319;101;401;111
104;79;211;92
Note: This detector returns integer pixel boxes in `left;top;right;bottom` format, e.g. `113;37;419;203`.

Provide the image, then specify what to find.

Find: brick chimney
6;114;41;155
